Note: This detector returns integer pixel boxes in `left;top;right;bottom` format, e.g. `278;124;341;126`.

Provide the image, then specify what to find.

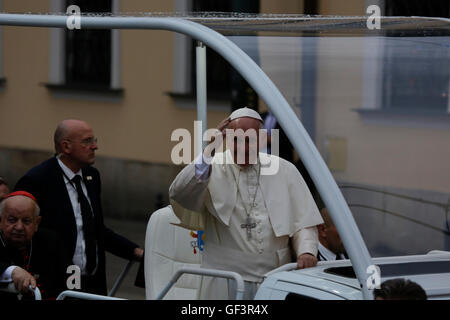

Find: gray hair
54;121;70;154
0;197;40;218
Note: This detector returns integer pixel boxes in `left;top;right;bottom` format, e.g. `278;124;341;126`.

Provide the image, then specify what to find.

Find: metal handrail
108;260;134;297
340;184;450;210
348;203;450;235
264;263;298;278
56;290;126;300
155;267;245;300
263;260;343;279
0;282;42;300
340;184;450;235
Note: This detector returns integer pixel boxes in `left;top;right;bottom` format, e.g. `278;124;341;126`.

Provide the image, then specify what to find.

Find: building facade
0;1;449;256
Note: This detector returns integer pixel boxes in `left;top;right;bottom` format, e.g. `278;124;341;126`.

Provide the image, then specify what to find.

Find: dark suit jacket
0;228;71;300
260;111;294;163
14;157;138;295
317;249;349;261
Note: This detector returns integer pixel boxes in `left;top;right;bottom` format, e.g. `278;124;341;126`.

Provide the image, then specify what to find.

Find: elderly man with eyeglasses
14;119;144;295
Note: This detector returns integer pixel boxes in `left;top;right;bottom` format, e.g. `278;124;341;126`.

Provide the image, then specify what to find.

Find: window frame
360;0;450;123
47;0;122;98
170;0;260;112
171;0;231;111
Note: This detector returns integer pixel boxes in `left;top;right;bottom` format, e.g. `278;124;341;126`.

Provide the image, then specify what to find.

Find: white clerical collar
318;242;339;261
57;155;82;181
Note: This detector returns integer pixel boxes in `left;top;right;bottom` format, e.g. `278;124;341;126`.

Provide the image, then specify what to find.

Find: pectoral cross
241;216;257;240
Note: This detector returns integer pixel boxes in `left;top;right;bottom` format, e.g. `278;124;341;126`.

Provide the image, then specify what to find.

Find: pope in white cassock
169;107;323;299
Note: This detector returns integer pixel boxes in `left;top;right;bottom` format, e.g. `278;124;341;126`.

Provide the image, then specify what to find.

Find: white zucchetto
229;107;263;122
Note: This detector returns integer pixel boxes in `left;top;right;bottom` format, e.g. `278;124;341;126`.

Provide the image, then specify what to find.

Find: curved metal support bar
0;282;42;300
196;41;207;150
56;290;126;300
155;267;245;300
31;285;42;300
108;260;134;297
264;263;298;278
0;13;374;299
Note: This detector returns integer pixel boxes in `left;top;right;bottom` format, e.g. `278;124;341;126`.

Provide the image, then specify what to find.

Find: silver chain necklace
233;162;261;240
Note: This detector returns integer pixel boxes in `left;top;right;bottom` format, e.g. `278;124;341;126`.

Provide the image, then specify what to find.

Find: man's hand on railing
11;267;37;296
133;247;144;261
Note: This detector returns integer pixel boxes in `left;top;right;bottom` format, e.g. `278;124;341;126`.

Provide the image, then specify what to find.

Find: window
381;36;449;113
48;0;121;96
65;0;111;89
382;0;450;113
361;0;450;117
172;0;259;111
385;0;450;18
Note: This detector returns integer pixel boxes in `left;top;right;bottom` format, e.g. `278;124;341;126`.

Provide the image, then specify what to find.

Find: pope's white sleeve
169;155;212;213
292;226;319;257
194;153;213;181
0;266;17;283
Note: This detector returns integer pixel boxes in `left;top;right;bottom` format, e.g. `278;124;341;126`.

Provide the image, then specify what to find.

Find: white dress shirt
0;266;16;283
57;157;97;275
318;242;346;261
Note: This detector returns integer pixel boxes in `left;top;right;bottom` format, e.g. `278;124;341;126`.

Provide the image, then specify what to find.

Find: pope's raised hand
204;117;230;158
217;117;231;139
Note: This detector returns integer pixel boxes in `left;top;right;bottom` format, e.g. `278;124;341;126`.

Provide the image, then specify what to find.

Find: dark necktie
72;175;97;275
336;253;342;260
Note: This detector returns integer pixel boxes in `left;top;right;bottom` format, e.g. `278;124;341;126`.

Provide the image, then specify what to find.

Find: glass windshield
1;12;448;258
197;15;450;257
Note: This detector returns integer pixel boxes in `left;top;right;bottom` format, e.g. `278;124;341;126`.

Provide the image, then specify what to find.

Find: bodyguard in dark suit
260;111;295;163
14;120;144;295
0;192;70;300
317;208;348;261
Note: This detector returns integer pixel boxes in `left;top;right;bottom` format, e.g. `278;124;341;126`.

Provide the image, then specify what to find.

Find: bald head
54;119;98;173
318;208;345;254
54;119;91;154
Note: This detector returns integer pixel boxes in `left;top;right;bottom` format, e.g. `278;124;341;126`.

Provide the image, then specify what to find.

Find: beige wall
0;0;228;166
260;0;304;14
1;1;449;195
318;0;366;15
0;0;321;166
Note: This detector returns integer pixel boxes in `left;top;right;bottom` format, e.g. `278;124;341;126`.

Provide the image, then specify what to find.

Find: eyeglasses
65;137;98;146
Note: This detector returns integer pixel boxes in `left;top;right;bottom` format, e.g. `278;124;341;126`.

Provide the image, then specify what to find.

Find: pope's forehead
228;117;262;130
